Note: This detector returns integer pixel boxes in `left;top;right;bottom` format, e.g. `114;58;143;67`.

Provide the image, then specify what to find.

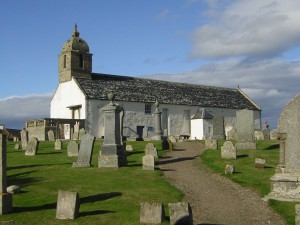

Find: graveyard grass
201;140;298;225
2;140;182;225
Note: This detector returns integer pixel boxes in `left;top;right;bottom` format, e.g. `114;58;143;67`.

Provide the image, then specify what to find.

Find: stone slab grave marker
205;138;217;150
14;143;20;150
126;145;133;152
221;141;236;159
143;155;155;170
56;190;80;220
145;143;158;158
235;109;256;150
270;129;278;140
265;94;300;201
254;130;264;140
47;130;55;141
255;158;265;169
73;133;95;167
0;131;13;214
99;90;127;168
168;202;193;225
225;165;235;174
20;128;28;150
73;123;79;140
25;137;39;156
78;128;86;140
55;139;62;150
262;128;270;140
212;116;225;140
67;141;79;157
140;202;165;224
226;128;237;141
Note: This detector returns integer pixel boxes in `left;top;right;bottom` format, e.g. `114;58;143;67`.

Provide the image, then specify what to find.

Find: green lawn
2;140;183;225
201;140;298;225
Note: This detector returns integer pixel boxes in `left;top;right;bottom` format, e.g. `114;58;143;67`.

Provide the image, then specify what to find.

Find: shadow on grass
263;144;279;150
157;157;195;165
8;163;71;170
80;209;115;217
81;192;122;203
126;150;144;156
38;151;63;155
126;163;142;167
236;154;248;158
158;168;175;172
8;170;42;187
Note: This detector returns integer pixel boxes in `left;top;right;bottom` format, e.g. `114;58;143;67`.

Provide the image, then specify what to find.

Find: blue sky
1;0;300;129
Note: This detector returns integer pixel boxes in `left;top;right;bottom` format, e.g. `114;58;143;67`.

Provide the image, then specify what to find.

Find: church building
50;25;261;140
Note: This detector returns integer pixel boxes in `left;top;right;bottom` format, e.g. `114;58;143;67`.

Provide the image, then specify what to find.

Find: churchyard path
158;141;286;225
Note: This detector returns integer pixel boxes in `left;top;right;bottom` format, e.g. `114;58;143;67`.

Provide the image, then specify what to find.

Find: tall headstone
73;123;79;140
47;130;55;141
221;141;236;159
151;100;163;140
0;131;13;214
73;133;95;167
265;94;300;201
56;190;80;220
235;109;256;150
212;116;225;140
99;91;127;168
143;155;155;170
55;139;62;150
145;143;158;158
140;202;165;224
67;141;79;157
168;202;193;225
25;137;39;156
262;128;270;140
20;128;28;150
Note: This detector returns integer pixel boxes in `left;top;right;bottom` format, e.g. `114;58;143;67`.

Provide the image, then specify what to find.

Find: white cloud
156;9;170;20
190;0;300;59
0;93;52;129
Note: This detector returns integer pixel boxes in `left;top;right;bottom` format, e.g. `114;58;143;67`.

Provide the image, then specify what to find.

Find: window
63;55;66;68
145;104;152;115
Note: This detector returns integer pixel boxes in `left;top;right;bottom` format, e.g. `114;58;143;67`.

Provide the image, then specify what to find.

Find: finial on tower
72;23;80;37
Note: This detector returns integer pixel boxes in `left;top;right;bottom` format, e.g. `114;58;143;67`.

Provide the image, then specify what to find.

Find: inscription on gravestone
143;155;155;171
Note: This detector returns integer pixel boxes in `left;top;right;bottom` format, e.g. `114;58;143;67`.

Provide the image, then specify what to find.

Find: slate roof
74;73;260;110
191;108;214;119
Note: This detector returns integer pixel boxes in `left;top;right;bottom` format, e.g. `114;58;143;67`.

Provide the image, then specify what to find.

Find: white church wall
51;79;86;119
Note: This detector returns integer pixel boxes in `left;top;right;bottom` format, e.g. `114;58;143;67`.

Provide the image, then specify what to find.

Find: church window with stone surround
63;55;66;68
145;104;152;115
79;54;83;68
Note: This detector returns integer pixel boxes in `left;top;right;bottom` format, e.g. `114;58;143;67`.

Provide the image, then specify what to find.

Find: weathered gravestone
212;116;225;140
67;141;79;157
143;155;155;171
145;143;158;158
7;185;20;194
73;123;79;140
14;143;20;150
25;137;39;156
0;131;13;214
235;109;256;150
265;94;300;201
168;136;177;143
254;130;264;140
168;202;193;225
73;133;95;167
140;202;165;224
56;190;80;220
55;139;62;150
20;128;28;150
78;128;86;140
126;145;133;152
205;138;218;150
47;130;55;141
270;129;278;140
255;158;265;169
295;204;300;225
151;100;163;140
225;165;235;174
262;128;270;140
221;141;236;159
98;91;127;168
226;128;237;141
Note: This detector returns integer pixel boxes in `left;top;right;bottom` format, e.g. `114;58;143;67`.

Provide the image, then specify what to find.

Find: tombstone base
98;154;127;168
0;193;13;215
72;162;91;168
264;173;300;202
235;142;256;150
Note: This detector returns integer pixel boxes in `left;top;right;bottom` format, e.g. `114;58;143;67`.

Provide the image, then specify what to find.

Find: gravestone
0;131;13;214
73;133;95;167
126;145;133;152
296;204;300;225
212;116;225;140
151;100;163;140
145;143;158;158
140;202;165;224
25;137;39;156
168;136;177;143
7;185;20;194
99;91;127;168
221;141;236;159
235;109;256;150
270;129;278;140
14;143;20;150
67;141;79;157
254;130;264;140
47;130;55;141
255;158;265;169
56;190;80;220
20;128;28;150
225;123;234;139
143;155;155;170
265;94;300;201
262;128;270;140
225;165;235;174
226;128;237;141
55;139;62;150
205;138;218;150
73;123;79;140
78;128;86;140
168;202;193;225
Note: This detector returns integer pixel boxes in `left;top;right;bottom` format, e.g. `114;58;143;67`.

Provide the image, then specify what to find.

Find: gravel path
158;141;286;225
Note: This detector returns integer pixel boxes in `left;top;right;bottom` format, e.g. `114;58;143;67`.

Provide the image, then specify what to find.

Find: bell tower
58;24;92;83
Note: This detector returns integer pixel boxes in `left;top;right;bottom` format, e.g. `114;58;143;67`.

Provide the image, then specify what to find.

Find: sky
1;0;300;129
